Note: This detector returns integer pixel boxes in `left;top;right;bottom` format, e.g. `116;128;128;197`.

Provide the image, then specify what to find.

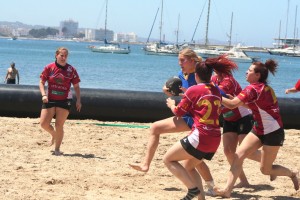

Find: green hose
94;123;150;129
74;122;150;129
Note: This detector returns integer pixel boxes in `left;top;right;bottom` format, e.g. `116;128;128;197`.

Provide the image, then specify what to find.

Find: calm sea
0;38;299;98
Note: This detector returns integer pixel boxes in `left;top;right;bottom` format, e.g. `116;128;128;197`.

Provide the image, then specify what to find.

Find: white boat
194;45;257;63
90;43;130;54
144;43;179;56
268;47;294;55
90;0;130;54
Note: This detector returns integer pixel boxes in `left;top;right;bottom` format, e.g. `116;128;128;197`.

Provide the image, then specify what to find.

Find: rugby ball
165;76;182;96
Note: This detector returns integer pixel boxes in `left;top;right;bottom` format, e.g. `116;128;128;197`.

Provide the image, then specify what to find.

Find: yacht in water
90;0;130;54
143;0;180;56
194;45;258;63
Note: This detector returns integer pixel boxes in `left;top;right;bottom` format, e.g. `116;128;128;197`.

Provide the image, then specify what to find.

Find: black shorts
42;99;72;111
223;115;253;135
180;136;215;161
254;128;285;146
6;78;16;84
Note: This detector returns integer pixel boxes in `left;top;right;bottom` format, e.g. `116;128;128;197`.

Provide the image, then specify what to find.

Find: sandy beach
0;116;299;200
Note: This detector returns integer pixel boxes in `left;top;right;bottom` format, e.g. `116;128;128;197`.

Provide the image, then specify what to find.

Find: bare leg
129;116;190;172
214;133;262;198
195;161;216;196
259;146;299;191
40;107;56;146
163;142;203;200
53;107;69;156
223;132;250;188
291;172;299;190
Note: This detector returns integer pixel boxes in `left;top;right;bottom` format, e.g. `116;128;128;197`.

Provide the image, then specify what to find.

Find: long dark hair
253;59;278;83
196;55;238;82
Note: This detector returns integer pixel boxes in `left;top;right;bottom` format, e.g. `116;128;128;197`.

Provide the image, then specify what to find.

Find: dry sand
0;116;299;200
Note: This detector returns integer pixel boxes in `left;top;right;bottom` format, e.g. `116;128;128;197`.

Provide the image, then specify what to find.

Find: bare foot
129;164;149;172
270;174;277;181
234;181;251;188
48;136;55;146
213;187;231;198
53;150;63;156
291;172;299;191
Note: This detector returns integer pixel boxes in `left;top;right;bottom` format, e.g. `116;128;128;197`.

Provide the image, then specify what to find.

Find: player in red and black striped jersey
215;59;299;198
39;47;81;156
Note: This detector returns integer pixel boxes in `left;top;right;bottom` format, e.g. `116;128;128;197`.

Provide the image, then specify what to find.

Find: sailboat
268;4;300;57
193;0;257;63
90;0;130;54
143;0;180;56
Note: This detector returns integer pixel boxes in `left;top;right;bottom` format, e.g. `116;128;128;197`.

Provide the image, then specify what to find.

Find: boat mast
146;8;160;43
293;5;298;47
278;20;281;48
228;12;233;47
191;1;206;43
159;0;163;43
104;0;108;45
205;0;211;46
176;14;180;45
285;0;290;39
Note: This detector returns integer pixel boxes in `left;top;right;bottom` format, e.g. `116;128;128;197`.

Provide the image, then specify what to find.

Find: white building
85;28;114;42
115;32;138;43
60;19;78;38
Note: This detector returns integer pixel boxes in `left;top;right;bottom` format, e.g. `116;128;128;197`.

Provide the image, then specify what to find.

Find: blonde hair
55;47;69;56
179;48;202;63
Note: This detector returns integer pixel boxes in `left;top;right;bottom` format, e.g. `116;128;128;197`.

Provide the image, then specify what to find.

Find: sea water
0;38;299;98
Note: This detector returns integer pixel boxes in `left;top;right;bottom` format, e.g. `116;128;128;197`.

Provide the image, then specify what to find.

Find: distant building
273;38;300;48
115;32;138;43
84;28;114;42
59;19;78;38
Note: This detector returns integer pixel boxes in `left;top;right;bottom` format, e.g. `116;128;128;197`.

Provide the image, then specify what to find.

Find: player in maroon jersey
39;47;81;156
211;55;261;188
129;48;202;172
285;79;300;94
214;59;299;198
163;58;235;200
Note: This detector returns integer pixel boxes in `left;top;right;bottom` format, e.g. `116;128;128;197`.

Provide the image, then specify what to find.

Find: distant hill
0;21;50;29
0;21;228;46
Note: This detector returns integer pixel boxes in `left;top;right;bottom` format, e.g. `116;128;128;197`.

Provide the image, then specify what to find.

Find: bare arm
222;96;244;109
16;70;20;84
39;80;48;103
73;83;82;112
4;69;8;83
166;97;176;114
162;85;173;97
285;87;299;94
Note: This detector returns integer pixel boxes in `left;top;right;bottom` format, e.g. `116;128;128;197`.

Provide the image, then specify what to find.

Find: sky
1;0;298;47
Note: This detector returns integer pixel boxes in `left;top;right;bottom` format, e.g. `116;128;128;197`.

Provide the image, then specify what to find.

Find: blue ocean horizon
0;38;299;98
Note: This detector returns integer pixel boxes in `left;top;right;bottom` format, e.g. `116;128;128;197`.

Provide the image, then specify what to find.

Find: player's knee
149;123;162;136
223;146;235;157
40;121;49;130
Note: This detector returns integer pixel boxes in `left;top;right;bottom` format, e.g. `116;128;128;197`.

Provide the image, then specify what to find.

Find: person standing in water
4;62;19;84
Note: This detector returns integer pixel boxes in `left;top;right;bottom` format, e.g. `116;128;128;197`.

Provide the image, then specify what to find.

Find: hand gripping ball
165;76;182;96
